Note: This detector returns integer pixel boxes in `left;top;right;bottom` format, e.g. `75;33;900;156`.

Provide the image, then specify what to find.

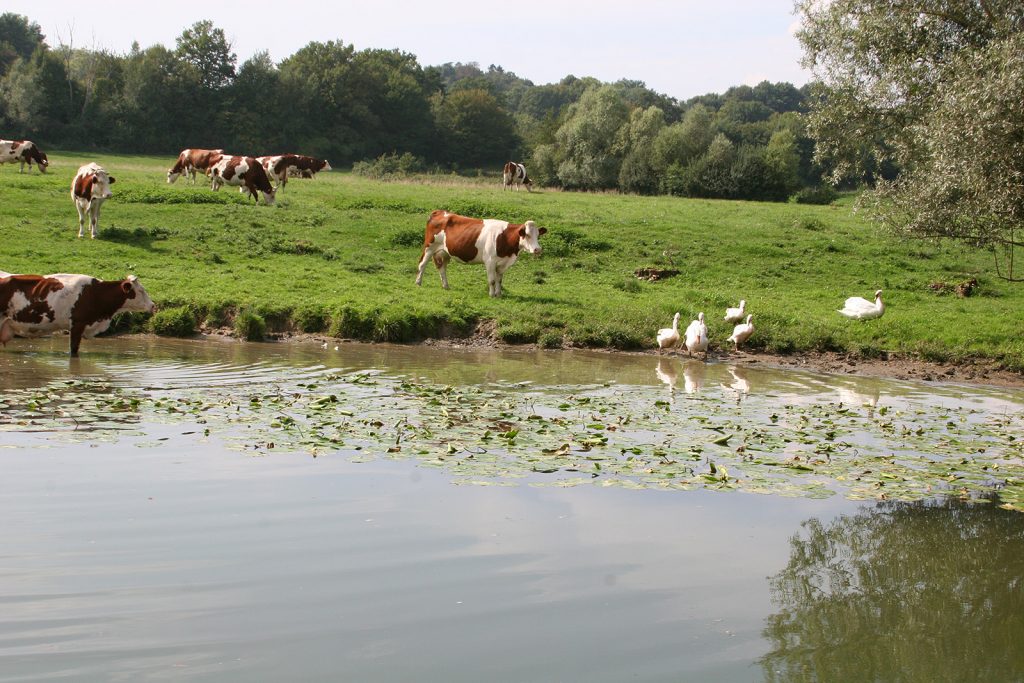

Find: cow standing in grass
415;210;547;297
502;162;532;192
0;140;48;173
209;155;276;205
167;148;224;184
72;163;116;239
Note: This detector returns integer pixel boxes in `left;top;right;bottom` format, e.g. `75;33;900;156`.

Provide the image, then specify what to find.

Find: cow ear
108;176;116;184
539;227;548;235
121;281;133;294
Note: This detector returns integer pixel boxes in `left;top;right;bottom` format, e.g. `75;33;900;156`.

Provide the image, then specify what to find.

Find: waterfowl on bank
724;299;746;324
727;314;754;351
657;312;681;352
684;312;709;359
838;289;885;320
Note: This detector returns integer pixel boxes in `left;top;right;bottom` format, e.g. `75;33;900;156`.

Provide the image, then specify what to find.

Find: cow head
37;152;49;173
95;171;115;199
167;169;181;184
518;221;547;255
120;275;156;314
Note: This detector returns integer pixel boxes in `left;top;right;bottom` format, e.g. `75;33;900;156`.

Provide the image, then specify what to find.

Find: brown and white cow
415;210;547;297
502;162;532;192
167;148;224;184
0;273;155;356
72;163;116;239
209;155;276;204
257;154;331;191
0;139;49;173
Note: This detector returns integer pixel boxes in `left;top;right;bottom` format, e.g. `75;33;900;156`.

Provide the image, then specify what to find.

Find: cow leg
0;318;13;346
69;323;85;356
415;245;434;286
90;204;100;239
76;201;87;238
487;262;501;297
435;252;451;289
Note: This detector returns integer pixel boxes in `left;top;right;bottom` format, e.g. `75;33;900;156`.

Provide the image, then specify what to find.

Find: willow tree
796;1;1024;279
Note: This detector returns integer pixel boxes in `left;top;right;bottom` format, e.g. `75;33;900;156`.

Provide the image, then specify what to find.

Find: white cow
71;163;116;239
0;139;49;173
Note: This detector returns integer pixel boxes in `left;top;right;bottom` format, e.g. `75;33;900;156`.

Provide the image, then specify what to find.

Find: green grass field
2;151;1022;370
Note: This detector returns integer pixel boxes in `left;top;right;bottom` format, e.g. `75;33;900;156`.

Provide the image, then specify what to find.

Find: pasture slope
1;151;1022;374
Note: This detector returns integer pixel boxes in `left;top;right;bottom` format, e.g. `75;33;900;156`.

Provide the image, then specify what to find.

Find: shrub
292;305;328;333
791;186;839;205
352;152;426;179
150;307;197;337
234;310;266;341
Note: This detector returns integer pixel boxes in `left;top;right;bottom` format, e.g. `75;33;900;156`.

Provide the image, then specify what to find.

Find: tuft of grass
150;306;198;337
234;310;267;342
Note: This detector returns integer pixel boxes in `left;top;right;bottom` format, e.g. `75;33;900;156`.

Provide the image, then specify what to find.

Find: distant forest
0;14;839;201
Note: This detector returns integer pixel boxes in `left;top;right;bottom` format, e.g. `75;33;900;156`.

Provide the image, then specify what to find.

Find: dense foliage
796;0;1024;278
0;14;828;201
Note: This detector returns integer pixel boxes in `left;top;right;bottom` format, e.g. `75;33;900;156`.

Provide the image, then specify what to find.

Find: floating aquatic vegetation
1;370;1022;510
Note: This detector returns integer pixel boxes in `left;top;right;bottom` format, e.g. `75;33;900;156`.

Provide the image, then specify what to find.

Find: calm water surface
1;337;1022;682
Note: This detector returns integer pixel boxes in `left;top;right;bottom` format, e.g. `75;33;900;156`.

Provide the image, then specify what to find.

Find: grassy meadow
1;151;1022;371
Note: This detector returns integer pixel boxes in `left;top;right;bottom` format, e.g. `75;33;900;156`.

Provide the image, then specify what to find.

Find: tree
175;20;236;90
554;85;630;190
796;0;1024;279
431;88;517;167
0;13;44;77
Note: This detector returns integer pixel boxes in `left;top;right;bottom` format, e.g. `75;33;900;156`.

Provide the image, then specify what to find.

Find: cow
502;162;532;192
72;163;116;239
415;210;547;298
258;154;331;191
209;155;276;204
0;273;155;356
167;148;224;184
0;139;49;173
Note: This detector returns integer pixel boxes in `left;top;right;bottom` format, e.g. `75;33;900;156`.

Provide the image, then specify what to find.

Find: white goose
657;312;681;352
684;312;709;359
727;314;754;351
838;289;885;320
724;299;746;324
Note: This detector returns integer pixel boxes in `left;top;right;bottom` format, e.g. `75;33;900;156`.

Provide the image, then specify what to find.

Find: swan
838;289;885;320
657;312;681;352
727;314;754;351
724;299;746;324
684;312;709;359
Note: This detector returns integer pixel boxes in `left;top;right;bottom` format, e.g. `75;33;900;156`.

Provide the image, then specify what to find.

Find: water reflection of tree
761;500;1024;682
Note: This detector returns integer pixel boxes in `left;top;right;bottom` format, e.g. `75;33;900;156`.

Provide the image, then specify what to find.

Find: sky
4;0;810;101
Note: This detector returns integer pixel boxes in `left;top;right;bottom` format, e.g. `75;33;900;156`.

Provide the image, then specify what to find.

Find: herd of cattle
1;139;551;355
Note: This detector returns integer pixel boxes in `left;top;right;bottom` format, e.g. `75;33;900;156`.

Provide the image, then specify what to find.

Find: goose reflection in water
723;365;751;400
836;382;882;411
682;360;705;395
655;358;678;403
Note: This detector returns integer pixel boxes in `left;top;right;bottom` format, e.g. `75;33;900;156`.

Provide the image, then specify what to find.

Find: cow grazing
257;154;331;191
502;162;532;192
0;273;155;356
167;148;224;184
72;163;116;239
209;155;276;204
415;210;547;297
0;139;49;173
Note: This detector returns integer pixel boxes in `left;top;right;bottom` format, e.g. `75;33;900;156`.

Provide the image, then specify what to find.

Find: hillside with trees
0;14;831;201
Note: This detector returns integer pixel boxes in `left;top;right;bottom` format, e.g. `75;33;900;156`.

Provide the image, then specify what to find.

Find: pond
1;337;1023;681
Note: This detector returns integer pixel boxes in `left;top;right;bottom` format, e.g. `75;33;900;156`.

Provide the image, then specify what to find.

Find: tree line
0;14;834;202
